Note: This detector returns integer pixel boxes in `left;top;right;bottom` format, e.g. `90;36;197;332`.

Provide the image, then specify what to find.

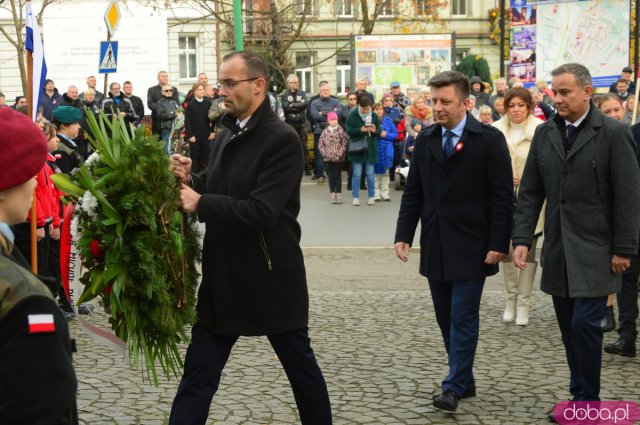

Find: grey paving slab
70;248;640;424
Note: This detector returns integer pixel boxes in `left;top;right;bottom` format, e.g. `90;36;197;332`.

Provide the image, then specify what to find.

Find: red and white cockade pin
28;314;56;333
455;142;464;152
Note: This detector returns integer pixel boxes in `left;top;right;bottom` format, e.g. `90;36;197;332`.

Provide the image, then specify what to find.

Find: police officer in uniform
0;107;78;425
281;74;312;175
51;106;84;174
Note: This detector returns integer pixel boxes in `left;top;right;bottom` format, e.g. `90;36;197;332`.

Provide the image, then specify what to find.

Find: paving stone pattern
71;248;639;424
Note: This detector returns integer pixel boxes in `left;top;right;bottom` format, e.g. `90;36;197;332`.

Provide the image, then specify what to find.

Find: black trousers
552;295;607;401
12;222;49;278
325;162;343;193
189;139;211;174
169;325;332;425
617;270;639;343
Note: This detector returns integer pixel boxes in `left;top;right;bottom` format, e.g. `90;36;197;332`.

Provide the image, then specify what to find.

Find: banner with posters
354;34;453;100
531;0;630;88
509;0;538;86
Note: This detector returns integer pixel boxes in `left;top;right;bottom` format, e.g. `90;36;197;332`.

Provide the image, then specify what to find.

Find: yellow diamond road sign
104;0;121;37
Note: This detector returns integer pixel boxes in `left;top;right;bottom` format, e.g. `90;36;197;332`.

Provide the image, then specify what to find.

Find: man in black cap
609;66;636;94
51;106;84;174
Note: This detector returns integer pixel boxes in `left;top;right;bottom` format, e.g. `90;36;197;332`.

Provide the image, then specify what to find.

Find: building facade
0;0;499;105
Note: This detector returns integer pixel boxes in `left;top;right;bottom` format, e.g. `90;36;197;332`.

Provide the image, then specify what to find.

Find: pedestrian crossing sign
99;41;118;74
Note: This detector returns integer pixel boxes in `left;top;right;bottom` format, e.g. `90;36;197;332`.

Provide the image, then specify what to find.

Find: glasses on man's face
163;89;173;93
216;78;259;90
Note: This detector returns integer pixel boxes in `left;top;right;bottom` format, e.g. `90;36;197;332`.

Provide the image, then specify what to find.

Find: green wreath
53;112;201;384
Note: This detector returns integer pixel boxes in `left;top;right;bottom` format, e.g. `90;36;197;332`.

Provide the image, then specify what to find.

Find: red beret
0;108;48;191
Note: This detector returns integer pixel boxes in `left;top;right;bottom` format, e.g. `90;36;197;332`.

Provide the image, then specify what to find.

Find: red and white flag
28;314;55;333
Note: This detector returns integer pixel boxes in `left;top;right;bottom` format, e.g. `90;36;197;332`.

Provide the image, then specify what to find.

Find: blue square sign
99;41;118;74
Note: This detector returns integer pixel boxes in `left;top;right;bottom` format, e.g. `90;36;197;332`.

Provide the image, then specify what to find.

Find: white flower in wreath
70;215;80;239
80;191;99;217
85;152;102;168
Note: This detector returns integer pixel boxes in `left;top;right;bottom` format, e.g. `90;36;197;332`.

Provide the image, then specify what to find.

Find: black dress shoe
461;382;476;399
433;383;476;400
433;389;458;412
601;305;616;333
304;169;312;176
604;337;637;357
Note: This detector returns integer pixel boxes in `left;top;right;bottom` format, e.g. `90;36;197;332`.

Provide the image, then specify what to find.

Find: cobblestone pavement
71;248;640;424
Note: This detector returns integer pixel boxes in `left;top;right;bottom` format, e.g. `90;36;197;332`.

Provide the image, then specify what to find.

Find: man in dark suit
512;63;640;421
394;71;513;412
168;51;332;425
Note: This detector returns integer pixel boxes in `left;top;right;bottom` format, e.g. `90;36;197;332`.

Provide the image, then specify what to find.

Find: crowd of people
1;58;640;424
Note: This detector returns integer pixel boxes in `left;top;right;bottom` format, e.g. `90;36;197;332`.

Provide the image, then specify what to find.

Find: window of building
379;0;394;18
336;54;351;94
295;53;314;94
178;36;197;80
451;0;467;16
337;0;353;17
455;48;469;66
415;0;435;16
298;0;314;17
244;0;255;33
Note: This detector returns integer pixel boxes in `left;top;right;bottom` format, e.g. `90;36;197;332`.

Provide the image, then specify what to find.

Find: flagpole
26;0;38;274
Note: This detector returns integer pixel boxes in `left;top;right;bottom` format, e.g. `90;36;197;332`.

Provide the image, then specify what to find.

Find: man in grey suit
512;63;640;419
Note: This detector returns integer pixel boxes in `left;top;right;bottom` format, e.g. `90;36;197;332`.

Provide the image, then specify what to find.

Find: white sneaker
352;198;360;206
368;198;375;206
330;193;337;204
336;193;343;204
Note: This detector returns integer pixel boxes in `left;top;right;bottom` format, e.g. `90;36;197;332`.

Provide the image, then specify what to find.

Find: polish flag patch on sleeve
28;314;56;333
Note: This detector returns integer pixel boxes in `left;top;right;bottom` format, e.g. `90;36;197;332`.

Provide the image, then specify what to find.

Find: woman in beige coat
493;87;544;325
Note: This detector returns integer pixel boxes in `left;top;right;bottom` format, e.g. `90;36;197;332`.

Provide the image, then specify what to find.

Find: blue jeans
428;278;485;397
351;162;374;199
160;129;171;154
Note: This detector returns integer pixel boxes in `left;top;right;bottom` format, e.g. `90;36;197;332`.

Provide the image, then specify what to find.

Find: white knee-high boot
502;262;518;323
381;174;391;200
374;175;382;200
515;262;538;326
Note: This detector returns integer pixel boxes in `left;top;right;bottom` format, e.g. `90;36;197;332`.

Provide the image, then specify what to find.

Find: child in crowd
373;101;397;201
405;118;422;160
318;111;349;204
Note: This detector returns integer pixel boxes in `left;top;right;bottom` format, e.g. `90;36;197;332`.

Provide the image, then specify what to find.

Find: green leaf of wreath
51;174;86;196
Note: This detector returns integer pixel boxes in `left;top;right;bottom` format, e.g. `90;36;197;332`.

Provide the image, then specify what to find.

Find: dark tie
234;123;242;133
566;124;576;150
443;130;455;157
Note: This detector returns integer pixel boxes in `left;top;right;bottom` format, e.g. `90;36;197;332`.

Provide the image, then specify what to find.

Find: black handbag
349;137;368;154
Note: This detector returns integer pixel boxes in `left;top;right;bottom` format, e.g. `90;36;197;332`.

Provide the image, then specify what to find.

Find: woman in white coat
493;87;544;326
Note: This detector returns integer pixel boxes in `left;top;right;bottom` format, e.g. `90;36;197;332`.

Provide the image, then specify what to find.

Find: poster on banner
509;0;538;85
535;0;629;87
354;34;453;100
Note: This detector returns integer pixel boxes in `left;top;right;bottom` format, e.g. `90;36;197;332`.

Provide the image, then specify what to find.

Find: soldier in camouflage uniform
0;108;77;425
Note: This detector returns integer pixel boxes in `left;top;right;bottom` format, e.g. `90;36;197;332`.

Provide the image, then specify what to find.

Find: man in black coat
395;71;513;413
147;70;179;137
122;80;145;120
168;51;332;425
281;74;311;175
603;122;640;359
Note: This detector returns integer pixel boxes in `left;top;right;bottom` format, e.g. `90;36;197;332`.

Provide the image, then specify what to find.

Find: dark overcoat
512;107;640;297
192;97;308;336
395;114;514;281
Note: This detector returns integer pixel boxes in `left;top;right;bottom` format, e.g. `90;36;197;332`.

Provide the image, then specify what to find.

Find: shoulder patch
28;313;56;333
